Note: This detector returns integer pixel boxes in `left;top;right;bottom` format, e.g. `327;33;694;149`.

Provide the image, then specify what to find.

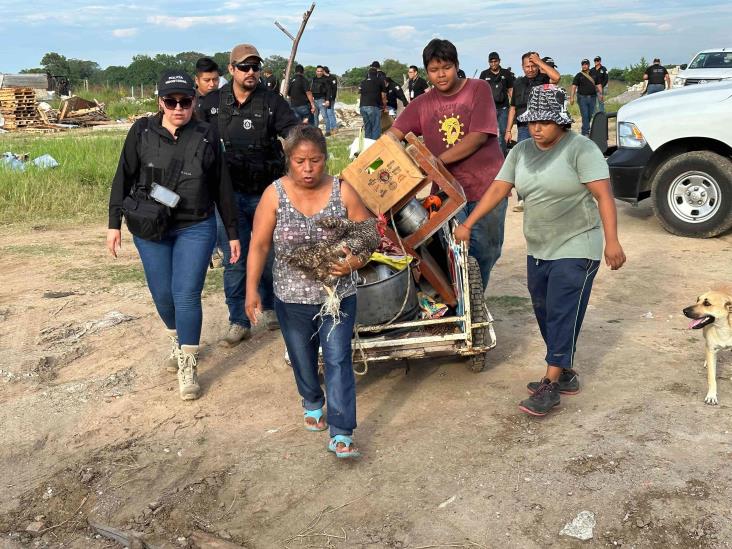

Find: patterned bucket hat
517;84;573;125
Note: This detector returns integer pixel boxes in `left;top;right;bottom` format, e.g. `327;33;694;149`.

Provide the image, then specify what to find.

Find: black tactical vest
137;117;213;217
217;85;286;194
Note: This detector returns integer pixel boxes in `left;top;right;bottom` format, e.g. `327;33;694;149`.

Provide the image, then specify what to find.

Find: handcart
342;132;497;374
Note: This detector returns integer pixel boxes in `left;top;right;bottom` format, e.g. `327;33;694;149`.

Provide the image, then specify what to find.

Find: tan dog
683;290;732;405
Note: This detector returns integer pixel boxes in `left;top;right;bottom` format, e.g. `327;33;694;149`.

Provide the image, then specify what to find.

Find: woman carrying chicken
245;124;375;459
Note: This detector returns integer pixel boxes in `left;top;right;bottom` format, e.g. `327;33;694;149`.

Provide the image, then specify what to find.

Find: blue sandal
328;435;361;459
303;408;328;432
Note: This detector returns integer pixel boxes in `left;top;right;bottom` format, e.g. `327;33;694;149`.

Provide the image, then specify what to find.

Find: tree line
19;51;658;88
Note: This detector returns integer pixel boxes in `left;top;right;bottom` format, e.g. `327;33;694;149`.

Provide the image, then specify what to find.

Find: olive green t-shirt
496;132;609;260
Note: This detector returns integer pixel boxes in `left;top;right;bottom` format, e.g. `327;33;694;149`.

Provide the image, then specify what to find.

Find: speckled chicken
284;214;387;287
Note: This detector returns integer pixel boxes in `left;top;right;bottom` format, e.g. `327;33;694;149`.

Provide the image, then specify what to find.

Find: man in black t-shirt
479;51;515;153
358;62;387;139
260;68;279;94
311;65;333;135
589;55;608;112
385;76;408;117
570;58;603;136
287;64;315;125
323;66;338;134
406;65;429;101
644;58;670;95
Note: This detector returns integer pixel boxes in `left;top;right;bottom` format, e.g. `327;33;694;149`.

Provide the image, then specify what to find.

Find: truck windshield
689;52;732;69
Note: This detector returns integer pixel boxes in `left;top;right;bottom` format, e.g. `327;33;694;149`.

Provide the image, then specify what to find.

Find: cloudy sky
3;0;731;76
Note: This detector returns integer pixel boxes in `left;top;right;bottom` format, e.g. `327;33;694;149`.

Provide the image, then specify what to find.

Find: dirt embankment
1;203;731;548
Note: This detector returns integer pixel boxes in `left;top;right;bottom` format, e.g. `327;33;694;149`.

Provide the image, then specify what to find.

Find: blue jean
219;192;274;328
646;83;665;95
326;106;337;131
360;105;382;140
517;124;531;142
293;104;314;126
314;98;333;133
526;256;600;368
577;94;596;136
133;216;217;346
456;198;507;291
596;85;607;113
275;294;357;437
496;106;508;154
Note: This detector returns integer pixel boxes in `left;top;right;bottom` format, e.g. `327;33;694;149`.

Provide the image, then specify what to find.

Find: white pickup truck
592;81;732;237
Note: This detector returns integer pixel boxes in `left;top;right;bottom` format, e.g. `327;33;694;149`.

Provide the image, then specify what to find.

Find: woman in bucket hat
455;84;626;417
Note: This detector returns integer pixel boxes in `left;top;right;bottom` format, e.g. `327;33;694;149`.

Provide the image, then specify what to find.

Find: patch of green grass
63;264;146;286
0;131;125;225
327;136;352;176
2;244;71;257
337;88;358;105
489;295;533;313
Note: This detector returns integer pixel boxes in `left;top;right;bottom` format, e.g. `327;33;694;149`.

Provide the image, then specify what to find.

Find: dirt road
1;200;731;548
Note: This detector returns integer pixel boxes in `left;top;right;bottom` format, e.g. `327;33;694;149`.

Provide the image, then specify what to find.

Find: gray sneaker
219;323;251;347
177;345;201;401
262;310;280;331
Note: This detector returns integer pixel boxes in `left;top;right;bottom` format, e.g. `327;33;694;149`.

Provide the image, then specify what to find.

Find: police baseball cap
230;44;263;64
157;70;195;97
581;58;590;65
488;51;500;61
370;61;381;68
594;56;601;62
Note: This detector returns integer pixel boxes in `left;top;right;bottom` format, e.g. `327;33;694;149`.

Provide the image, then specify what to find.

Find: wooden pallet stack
0;87;39;130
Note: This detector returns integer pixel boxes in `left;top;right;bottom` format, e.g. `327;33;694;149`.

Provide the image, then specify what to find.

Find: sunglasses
162;97;193;109
234;63;261;73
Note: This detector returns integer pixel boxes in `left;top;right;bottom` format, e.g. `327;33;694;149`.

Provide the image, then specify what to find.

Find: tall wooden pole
276;3;316;96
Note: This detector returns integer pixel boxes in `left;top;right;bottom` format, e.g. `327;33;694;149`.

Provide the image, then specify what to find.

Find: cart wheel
467;256;488;373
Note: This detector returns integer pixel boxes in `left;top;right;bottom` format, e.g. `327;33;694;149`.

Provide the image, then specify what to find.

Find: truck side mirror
680;64;687;70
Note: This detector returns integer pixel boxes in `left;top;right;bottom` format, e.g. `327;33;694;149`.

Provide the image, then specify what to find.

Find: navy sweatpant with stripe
526;256;600;368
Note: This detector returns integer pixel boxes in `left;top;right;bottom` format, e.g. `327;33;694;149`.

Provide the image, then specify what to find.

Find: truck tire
650;151;732;238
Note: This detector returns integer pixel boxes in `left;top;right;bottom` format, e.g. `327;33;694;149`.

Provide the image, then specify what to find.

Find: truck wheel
467;256;488;373
650;151;732;238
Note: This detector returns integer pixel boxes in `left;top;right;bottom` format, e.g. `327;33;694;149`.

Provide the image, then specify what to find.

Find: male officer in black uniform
479;51;515;154
406;65;428;101
311;65;332;135
287;64;315;125
358;62;387;139
323;66;338;134
589;56;609;112
197;43;299;346
384;76;408;117
570;58;603;136
260;67;279;93
643;58;670;95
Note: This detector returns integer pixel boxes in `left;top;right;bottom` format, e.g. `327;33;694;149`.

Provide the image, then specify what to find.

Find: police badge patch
242;119;253;130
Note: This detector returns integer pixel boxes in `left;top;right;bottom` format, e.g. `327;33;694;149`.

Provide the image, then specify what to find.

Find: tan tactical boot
163;329;179;373
218;323;251;347
177;344;201;401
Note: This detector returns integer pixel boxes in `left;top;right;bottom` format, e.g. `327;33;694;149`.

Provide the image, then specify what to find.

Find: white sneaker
177;345;200;401
219;323;251;347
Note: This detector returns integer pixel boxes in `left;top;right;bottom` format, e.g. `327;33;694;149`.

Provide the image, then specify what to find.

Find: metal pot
394;198;428;235
356;265;419;326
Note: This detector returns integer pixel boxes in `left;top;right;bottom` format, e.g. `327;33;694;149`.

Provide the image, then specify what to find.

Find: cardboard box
341;132;426;215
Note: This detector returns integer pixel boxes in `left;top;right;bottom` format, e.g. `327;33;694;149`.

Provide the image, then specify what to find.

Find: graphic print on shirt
438;114;464;147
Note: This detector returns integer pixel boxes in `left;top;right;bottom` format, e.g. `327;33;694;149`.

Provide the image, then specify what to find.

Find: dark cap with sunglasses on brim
230;44;262;64
157;70;195;97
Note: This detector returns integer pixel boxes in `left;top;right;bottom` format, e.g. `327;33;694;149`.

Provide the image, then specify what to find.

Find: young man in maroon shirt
389;38;506;290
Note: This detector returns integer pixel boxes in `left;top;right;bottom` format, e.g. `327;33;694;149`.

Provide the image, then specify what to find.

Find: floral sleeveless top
273;177;357;305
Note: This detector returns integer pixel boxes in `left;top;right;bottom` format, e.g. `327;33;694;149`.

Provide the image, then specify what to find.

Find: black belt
579;93;597;97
